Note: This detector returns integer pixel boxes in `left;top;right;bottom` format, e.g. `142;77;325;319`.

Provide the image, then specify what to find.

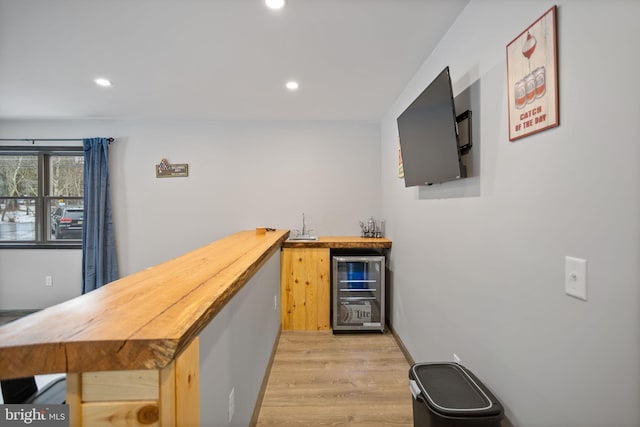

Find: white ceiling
0;0;468;121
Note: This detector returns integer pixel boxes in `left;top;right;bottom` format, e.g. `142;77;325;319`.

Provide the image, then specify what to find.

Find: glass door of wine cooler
332;255;385;332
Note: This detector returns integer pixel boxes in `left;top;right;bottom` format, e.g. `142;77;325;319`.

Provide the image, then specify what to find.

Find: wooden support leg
175;337;200;426
65;337;200;427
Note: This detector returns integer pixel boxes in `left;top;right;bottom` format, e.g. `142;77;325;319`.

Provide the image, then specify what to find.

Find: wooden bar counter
0;229;289;426
281;236;391;331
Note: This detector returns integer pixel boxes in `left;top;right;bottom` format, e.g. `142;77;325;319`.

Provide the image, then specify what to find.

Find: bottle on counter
367;217;375;237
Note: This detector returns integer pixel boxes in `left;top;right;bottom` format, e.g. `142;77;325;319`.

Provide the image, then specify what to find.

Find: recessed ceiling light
265;0;285;10
285;81;299;91
94;78;112;87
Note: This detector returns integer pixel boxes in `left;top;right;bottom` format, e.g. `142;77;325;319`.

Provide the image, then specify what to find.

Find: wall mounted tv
397;66;471;187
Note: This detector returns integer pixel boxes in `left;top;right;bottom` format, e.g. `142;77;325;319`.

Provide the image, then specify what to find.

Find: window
0;147;84;248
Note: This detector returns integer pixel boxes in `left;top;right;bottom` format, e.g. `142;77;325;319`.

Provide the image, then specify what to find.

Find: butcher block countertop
0;229;289;380
282;236;392;249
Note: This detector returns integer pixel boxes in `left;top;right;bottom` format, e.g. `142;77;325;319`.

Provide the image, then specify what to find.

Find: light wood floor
0;310;37;326
255;330;413;426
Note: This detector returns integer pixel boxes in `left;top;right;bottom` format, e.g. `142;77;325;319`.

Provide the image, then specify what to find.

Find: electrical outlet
45;276;53;287
453;353;461;364
228;387;235;423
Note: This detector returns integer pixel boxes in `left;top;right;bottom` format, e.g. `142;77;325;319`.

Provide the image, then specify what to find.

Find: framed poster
506;6;558;141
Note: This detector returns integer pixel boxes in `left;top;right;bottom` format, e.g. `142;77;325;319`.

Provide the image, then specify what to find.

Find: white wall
0;119;381;308
199;248;281;427
0;250;81;309
381;1;640;426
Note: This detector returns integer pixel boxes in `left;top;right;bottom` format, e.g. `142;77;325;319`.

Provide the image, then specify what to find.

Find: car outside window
51;206;84;240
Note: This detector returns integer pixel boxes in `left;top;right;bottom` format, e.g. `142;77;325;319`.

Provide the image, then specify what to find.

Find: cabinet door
281;248;330;330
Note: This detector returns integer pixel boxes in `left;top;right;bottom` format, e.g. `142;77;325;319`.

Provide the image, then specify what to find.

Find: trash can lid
410;363;503;419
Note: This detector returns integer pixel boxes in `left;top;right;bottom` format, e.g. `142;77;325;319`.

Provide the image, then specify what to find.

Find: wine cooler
332;255;385;332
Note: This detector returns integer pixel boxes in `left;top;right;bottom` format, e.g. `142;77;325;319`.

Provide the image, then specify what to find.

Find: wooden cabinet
280;237;392;331
281;248;331;331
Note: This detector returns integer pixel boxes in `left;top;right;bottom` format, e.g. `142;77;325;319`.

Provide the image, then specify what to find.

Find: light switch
565;256;587;301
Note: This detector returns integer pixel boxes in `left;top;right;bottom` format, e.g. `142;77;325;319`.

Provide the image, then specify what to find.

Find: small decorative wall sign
156;158;189;178
506;6;559;141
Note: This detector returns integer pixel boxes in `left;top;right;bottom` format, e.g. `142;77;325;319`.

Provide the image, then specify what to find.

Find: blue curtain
82;137;118;293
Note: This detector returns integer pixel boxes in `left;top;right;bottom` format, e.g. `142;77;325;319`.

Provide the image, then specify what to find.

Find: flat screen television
397;66;465;187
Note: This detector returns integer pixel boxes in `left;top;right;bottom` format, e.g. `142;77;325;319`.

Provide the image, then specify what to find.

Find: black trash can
409;362;503;427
